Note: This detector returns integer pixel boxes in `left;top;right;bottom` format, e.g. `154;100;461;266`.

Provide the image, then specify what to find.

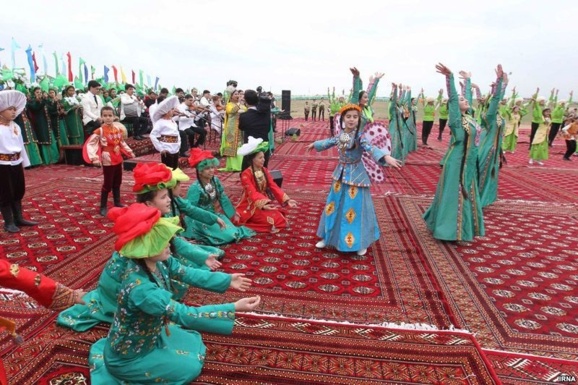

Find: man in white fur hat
0;90;38;233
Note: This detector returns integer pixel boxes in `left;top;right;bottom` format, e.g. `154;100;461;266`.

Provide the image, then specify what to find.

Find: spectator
81;80;104;140
120;84;148;140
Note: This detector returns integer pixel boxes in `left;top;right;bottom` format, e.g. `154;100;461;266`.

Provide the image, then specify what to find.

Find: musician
120;84;148;140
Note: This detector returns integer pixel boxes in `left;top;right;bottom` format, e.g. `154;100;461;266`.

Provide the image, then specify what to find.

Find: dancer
550;91;572;146
0;90;39;233
529;88;548;148
388;83;405;161
350;67;383;128
328;87;345;136
423;63;485;242
561;115;578;161
420;90;436;146
307;103;401;256
502;105;522;153
436;89;449;141
235;137;297;233
84;106;135;216
476;65;508;208
88;203;260;384
528;108;551;165
184;148;255;245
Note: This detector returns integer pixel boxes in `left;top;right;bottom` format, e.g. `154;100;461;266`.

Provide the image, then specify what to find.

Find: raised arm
485;65;506;121
439;64;460;134
350;67;362;104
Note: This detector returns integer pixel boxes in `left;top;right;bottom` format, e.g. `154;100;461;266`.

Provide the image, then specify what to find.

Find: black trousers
0;164;25;206
187;125;207;147
101;164;123;193
329;116;335;136
422;120;434;144
549;123;562;146
529;122;540;147
564;140;576;159
161;152;180;170
83;120;101;141
438;119;448;138
123;116;149;137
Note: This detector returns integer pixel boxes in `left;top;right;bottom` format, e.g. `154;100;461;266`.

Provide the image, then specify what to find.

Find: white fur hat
515;98;524;104
537;96;546;103
152;95;179;124
0;90;26;116
426;97;435;103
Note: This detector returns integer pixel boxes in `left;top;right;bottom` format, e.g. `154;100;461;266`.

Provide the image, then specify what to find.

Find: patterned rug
391;195;578;361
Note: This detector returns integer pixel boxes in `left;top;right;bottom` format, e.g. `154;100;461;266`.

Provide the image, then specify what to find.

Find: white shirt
200;96;211;107
81;92;104;125
0;122;31;167
150;118;181;154
176;103;196;131
120;94;144;120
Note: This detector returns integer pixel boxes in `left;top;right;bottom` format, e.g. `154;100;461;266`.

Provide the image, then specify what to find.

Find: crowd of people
0;64;577;383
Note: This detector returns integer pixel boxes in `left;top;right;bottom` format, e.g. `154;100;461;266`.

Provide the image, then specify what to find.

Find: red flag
31;52;39;73
112;65;118;83
66;52;73;81
131;70;135;85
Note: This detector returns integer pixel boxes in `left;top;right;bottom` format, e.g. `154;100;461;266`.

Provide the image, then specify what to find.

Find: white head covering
537;96;546;103
0;90;26;116
426;97;435;103
237;136;264;156
152;95;179;124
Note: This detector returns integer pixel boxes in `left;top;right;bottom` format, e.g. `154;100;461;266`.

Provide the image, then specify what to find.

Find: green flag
74;76;83;90
1;68;14;81
53;74;67;90
78;58;85;82
40;76;50;92
53;52;59;76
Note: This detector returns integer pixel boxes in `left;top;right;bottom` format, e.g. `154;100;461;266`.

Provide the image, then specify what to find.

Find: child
561;116;578;161
88;203;260;384
0;90;38;233
502;106;521;153
150;95;181;169
184;148;255;245
529;108;551;166
307;104;401;255
85;106;135;216
235;137;297;233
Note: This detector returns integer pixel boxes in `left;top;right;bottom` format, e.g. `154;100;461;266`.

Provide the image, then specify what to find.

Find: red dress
0;260;76;385
234;167;290;233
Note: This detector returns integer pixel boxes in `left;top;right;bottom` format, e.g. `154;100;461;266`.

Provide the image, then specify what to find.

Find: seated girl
89;203;260;384
234;137;297;233
182;148;255;245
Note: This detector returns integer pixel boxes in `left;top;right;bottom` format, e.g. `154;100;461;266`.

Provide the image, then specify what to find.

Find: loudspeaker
270;169;283;188
281;90;291;116
285;128;301;136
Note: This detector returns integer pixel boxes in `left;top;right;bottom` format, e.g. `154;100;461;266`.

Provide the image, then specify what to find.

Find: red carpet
1;119;578;384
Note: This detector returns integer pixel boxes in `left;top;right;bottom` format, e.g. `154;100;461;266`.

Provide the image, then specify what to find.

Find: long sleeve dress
13;111;43;167
26;98;60;164
477;78;506;208
57;251;232;332
62;96;84;145
312;132;388;252
234;167;291;232
423;74;485;242
388;85;405;161
502;109;521;152
529;116;551;161
183;178;255;245
88;257;237;384
220;102;244;171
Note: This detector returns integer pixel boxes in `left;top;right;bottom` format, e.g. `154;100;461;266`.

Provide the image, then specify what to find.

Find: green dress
183;178;255;245
477;78;506;208
26;99;60;164
57;251;232;331
47;98;70;146
423;74;484;242
14;111;43;167
62;96;85;145
89;257;236;384
219;102;244;171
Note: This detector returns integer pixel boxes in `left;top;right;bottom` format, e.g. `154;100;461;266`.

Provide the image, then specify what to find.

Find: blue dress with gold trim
313;132;387;252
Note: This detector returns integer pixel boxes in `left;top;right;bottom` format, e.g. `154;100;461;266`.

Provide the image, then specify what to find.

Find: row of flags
0;37;160;92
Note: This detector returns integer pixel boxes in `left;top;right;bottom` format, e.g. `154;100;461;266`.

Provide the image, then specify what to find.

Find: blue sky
1;0;577;99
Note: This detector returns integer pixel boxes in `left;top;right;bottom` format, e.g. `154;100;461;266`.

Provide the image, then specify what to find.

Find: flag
38;44;48;76
53;74;67;90
32;51;39;73
78;57;86;83
104;65;110;83
66;52;73;81
11;37;21;69
120;66;127;83
53;52;60;75
25;45;36;83
90;65;96;79
139;70;144;88
112;65;118;83
147;75;151;87
154;77;159;91
61;53;66;77
40;76;50;92
131;70;135;85
83;63;88;85
74;76;83;90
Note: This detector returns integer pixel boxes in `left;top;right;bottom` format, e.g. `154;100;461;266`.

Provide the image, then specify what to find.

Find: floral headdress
338;103;362;115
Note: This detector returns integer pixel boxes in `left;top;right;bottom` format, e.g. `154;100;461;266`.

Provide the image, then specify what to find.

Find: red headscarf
132;163;173;193
107;203;161;251
188;148;215;169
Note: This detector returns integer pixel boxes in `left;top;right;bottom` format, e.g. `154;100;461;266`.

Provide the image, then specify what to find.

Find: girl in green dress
61;85;84;145
89;203;260;384
423;63;490;242
184;148;256;245
26;87;59;164
529;108;551;165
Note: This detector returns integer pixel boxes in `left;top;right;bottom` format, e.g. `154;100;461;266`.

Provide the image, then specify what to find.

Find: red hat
107;203;161;252
132;163;173;193
188;148;217;169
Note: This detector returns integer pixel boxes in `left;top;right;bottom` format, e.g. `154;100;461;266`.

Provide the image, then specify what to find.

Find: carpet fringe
240;311;471;334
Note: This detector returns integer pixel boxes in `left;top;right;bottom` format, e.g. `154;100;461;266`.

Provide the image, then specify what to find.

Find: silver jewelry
338;132;351;150
204;182;216;199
